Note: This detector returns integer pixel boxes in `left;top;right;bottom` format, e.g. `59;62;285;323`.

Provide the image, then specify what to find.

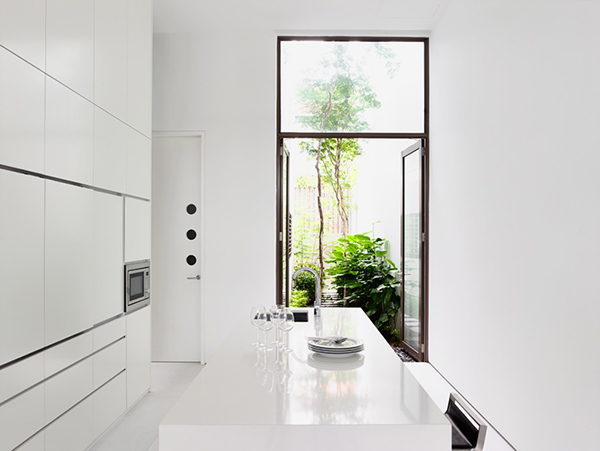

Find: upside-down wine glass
279;307;295;353
250;306;266;348
258;309;274;351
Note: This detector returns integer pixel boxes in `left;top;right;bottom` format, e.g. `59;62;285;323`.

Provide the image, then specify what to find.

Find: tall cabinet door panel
94;107;127;193
0;0;45;70
45;77;94;185
94;0;127;119
126;306;151;408
45;181;94;345
0;47;44;173
46;0;94;100
125;198;151;262
93;192;124;324
127;0;153;136
127;129;152;199
0;171;44;366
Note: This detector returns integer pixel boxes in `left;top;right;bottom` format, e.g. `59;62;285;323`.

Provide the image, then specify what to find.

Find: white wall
153;31;277;359
429;1;600;450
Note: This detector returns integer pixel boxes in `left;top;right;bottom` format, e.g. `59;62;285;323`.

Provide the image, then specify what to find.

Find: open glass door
276;141;290;306
401;140;427;361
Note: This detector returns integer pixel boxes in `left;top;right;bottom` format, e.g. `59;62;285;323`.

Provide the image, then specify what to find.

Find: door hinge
280;146;283;156
421;232;426;242
279;231;283;241
421;344;426;354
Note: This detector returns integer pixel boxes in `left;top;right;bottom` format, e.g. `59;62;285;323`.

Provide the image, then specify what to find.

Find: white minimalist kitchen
1;1;599;451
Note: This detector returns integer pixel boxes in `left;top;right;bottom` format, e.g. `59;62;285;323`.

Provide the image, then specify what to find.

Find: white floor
88;363;204;451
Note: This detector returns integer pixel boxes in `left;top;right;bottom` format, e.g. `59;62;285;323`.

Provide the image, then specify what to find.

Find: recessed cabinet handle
187;275;201;280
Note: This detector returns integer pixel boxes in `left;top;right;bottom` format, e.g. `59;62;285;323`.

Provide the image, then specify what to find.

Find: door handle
187;275;201;280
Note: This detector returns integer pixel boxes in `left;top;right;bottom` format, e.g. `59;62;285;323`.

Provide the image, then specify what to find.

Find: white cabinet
93;339;126;390
126;306;151;407
45;182;94;345
93;372;126;438
125;197;151;262
127;129;152;199
94;107;127;193
45;396;94;451
0;353;44;405
0;47;44;173
0;384;45;451
44;332;93;379
46;0;94;100
0;0;45;70
94;0;128;120
93;192;125;324
14;431;44;451
45;358;93;424
45;77;94;184
127;0;153;136
0;171;44;366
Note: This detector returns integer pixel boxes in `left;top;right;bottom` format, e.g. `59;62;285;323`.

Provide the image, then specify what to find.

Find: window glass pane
402;149;421;350
281;40;424;134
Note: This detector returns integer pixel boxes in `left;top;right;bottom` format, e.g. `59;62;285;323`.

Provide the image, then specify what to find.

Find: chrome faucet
291;267;321;317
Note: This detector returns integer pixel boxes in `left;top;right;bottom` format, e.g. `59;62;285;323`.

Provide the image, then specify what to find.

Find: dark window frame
276;36;429;361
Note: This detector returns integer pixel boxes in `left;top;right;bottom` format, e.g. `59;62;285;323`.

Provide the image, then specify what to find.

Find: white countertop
160;307;450;450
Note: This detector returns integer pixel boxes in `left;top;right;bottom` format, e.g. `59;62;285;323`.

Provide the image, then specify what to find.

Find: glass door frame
276;36;430;361
400;139;428;361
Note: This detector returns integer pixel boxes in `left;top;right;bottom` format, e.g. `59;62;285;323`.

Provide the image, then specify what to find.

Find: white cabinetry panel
0;353;44;404
45;182;94;345
93;192;124;324
125;197;151;262
0;384;44;451
0;47;44;172
0;0;45;70
127;0;153;136
0;171;44;366
46;0;94;100
93;372;126;437
45;77;94;184
93;317;126;351
14;431;44;451
44;332;93;379
126;306;151;407
127;129;152;199
93;339;126;390
45;357;93;424
45;395;94;451
94;0;127;120
94;107;127;193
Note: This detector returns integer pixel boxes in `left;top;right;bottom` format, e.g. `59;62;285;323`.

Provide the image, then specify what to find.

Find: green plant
291;262;321;304
326;233;401;330
290;290;309;308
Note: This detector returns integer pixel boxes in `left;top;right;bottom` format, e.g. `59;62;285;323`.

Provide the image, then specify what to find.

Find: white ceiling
153;0;451;33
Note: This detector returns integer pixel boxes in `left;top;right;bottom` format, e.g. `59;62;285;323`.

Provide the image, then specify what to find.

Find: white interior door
151;134;203;362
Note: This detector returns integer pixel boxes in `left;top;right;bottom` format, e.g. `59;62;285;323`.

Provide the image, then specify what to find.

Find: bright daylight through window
277;38;428;361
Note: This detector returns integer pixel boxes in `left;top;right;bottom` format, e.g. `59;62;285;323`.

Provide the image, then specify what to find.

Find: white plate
307;337;363;350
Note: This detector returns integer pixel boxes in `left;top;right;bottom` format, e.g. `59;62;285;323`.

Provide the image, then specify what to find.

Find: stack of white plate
307;337;364;357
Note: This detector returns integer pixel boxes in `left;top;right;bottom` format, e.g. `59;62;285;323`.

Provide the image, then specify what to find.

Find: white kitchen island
159;307;451;450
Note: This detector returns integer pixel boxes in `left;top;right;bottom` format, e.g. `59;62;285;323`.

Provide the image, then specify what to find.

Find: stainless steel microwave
125;260;150;313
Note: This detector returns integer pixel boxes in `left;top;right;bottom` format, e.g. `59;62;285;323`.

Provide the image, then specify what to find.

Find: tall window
277;37;429;361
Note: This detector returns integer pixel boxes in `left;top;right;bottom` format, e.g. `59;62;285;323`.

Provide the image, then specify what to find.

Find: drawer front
45;396;94;451
0;352;44;404
93;338;126;390
45;357;93;424
14;431;44;451
0;384;44;451
93;372;126;437
45;323;93;379
93;316;125;352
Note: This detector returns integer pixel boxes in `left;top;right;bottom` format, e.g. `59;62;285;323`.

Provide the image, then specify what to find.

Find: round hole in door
187;229;197;240
186;204;197;215
187;255;197;266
